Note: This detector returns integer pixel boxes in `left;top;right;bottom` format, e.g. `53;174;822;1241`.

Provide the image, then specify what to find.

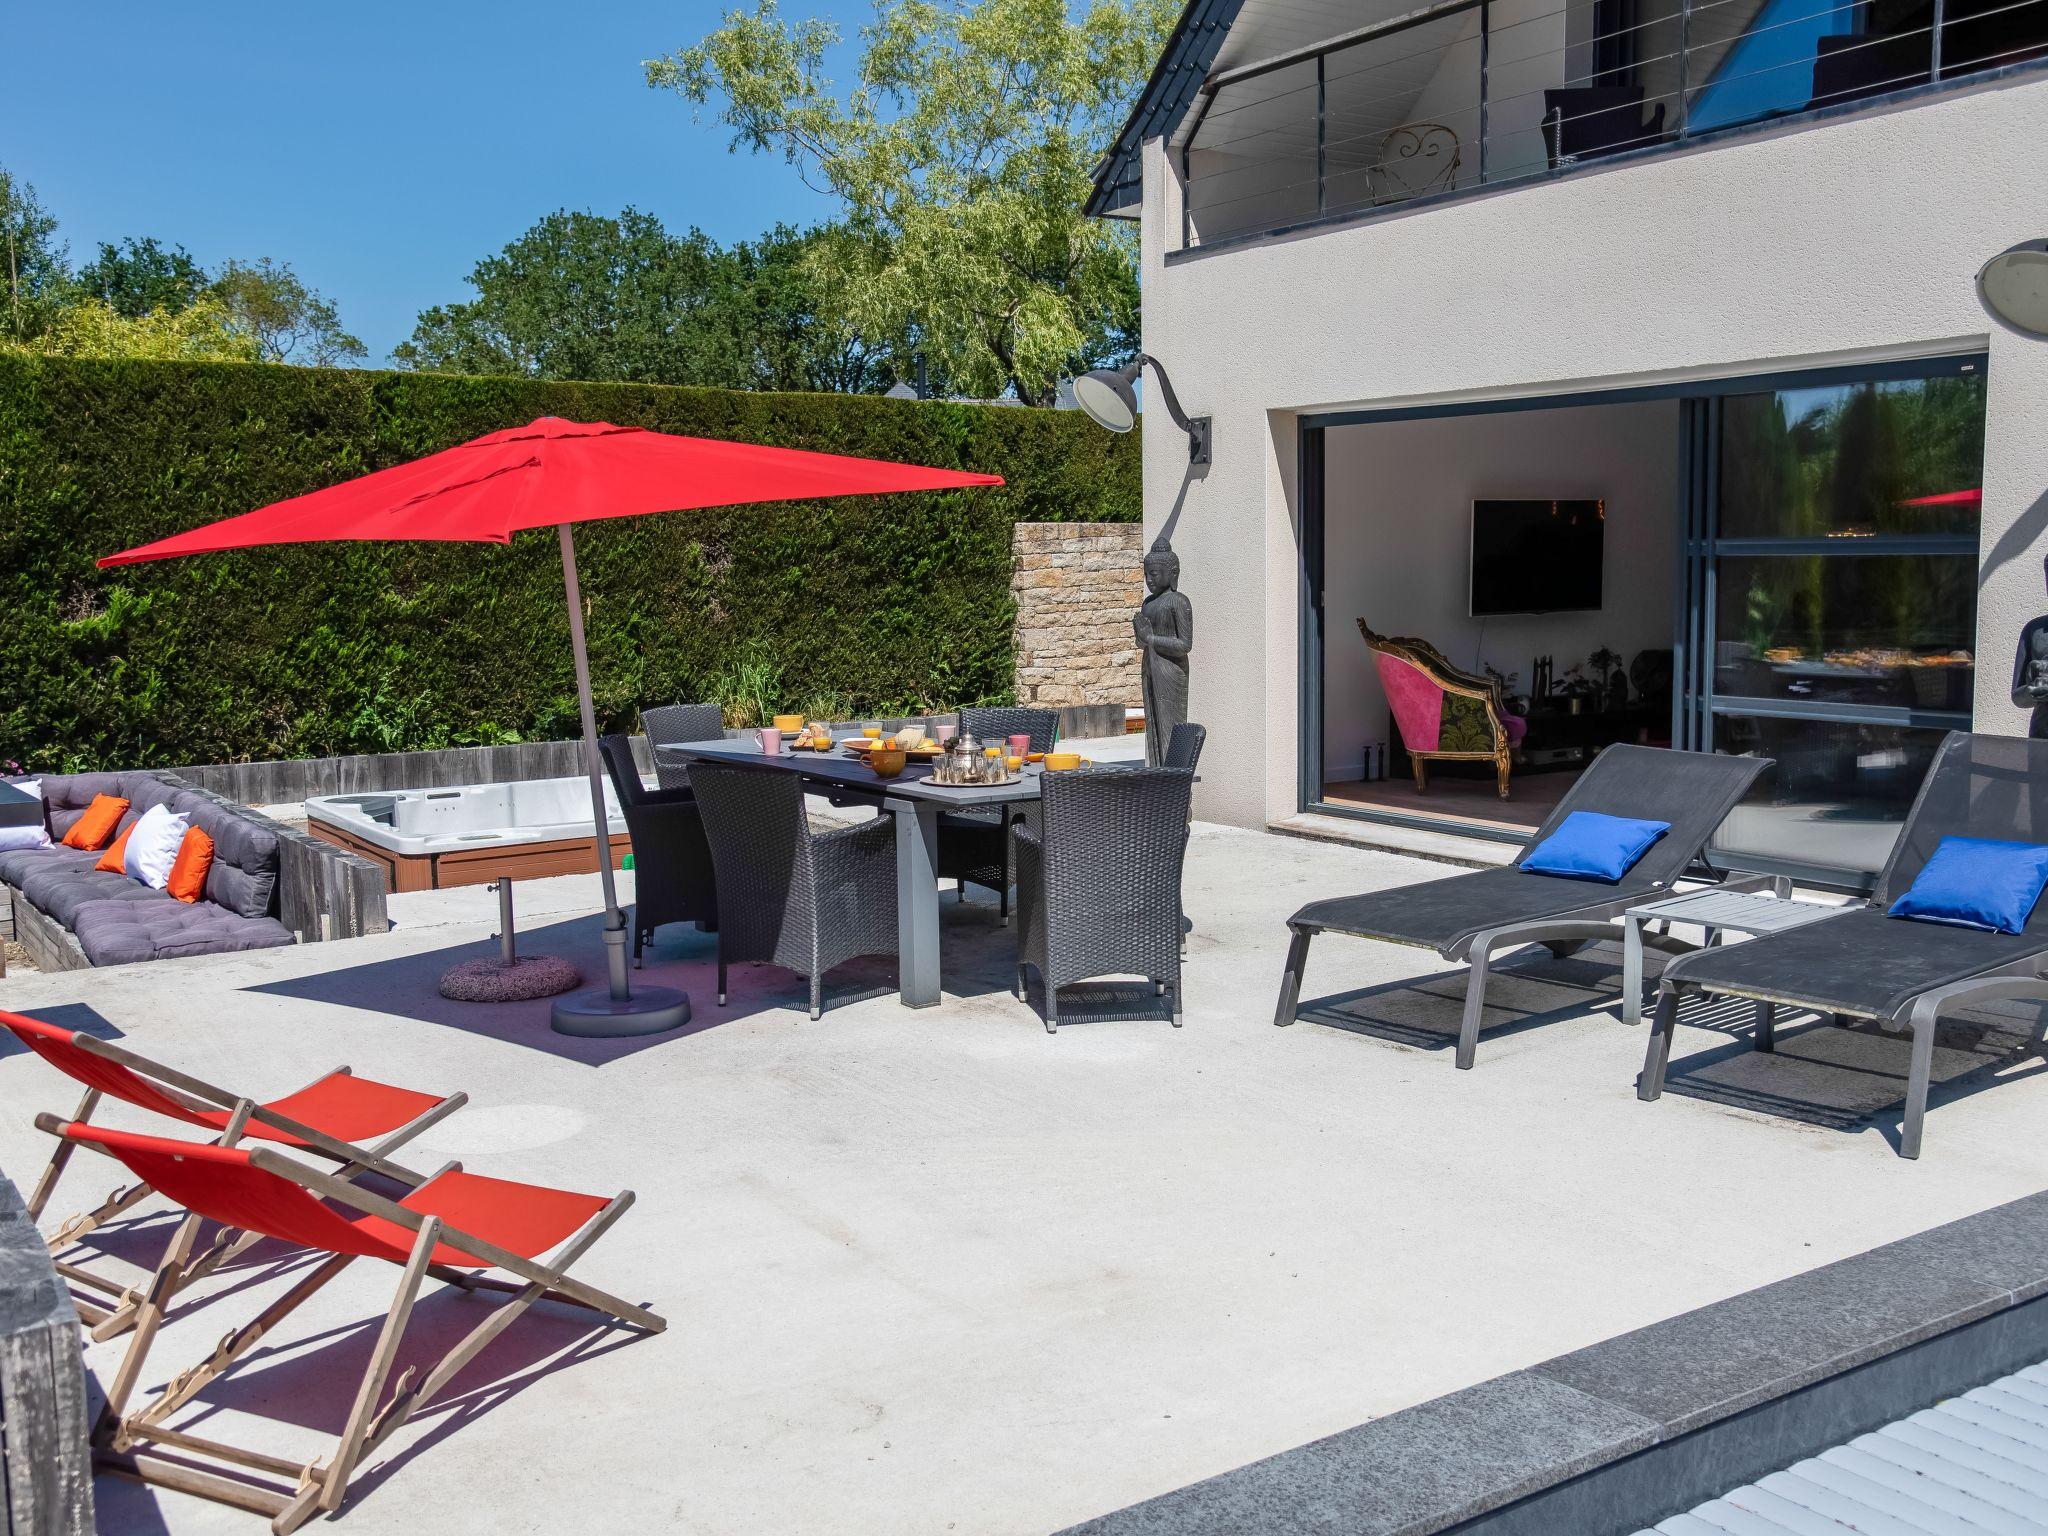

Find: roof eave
1084;0;1248;220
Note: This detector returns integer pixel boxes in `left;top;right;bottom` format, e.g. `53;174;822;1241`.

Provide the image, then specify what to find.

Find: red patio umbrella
100;416;1004;1036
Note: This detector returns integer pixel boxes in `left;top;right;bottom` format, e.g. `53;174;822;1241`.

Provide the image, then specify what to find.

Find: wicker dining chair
1163;722;1206;773
1014;766;1194;1033
640;702;725;791
687;761;898;1019
936;706;1061;921
599;735;718;966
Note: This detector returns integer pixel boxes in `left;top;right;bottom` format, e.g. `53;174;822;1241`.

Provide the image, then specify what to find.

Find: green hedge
0;357;1140;771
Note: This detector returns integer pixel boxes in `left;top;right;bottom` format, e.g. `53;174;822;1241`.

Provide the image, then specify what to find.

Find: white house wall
1137;74;2048;829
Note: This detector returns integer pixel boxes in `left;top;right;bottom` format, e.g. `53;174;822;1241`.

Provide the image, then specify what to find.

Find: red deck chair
2;1009;463;1339
42;1118;663;1535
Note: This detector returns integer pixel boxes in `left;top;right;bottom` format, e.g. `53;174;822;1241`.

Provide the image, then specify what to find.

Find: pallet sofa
1;771;386;971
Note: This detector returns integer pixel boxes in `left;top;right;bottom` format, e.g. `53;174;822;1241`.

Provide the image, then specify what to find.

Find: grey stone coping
1057;1190;2048;1536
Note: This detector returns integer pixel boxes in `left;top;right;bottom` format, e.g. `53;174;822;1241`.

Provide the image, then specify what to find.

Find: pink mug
758;727;782;755
1009;733;1031;755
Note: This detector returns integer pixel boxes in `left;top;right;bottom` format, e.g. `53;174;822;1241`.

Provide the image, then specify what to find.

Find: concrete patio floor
6;823;2048;1535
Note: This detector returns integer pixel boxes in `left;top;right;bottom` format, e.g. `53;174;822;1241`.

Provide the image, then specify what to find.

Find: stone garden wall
1010;523;1144;709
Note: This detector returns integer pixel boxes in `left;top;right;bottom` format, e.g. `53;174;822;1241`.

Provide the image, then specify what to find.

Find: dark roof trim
1085;0;1248;219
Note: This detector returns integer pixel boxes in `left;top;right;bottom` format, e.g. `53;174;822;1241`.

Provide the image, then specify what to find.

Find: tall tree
395;208;729;382
76;237;209;318
0;168;67;344
722;223;891;393
393;207;883;391
211;257;366;366
646;0;1174;405
15;295;259;362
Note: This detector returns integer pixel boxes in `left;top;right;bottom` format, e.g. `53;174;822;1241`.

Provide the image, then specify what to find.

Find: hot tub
304;777;627;892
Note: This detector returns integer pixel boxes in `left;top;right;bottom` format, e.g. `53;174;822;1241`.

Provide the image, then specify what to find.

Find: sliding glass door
1685;358;1987;883
1298;354;1986;887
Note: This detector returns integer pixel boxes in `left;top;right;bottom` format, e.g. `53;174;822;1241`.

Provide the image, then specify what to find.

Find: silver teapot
941;732;985;784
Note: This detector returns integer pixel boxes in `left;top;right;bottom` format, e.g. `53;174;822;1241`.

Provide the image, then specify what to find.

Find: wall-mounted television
1470;499;1605;617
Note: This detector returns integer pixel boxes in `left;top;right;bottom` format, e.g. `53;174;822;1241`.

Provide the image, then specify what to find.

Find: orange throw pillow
61;794;129;851
166;827;215;904
94;825;136;874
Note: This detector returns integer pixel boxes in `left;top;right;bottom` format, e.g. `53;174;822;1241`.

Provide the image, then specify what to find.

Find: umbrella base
550;983;691;1037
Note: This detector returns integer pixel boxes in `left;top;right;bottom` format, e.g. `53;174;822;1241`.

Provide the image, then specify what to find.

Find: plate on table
845;739;942;759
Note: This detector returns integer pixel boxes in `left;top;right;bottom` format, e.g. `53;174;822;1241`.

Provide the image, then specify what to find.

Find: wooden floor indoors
1320;767;1577;834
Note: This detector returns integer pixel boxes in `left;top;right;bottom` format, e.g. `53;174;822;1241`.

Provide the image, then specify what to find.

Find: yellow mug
1043;752;1092;771
773;714;805;733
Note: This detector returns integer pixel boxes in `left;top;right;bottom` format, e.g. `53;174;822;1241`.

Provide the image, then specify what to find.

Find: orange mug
1043;752;1092;771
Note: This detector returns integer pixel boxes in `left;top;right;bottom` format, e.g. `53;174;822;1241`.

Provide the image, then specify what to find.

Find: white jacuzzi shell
305;777;624;857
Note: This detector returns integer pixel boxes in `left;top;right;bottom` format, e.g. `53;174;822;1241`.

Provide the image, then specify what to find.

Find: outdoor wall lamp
1071;355;1212;466
1977;240;2048;338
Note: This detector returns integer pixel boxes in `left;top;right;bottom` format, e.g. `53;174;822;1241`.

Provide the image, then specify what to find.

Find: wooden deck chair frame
10;1015;464;1340
39;1117;663;1535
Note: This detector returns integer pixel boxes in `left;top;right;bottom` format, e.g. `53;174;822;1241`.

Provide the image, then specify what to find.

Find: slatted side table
1622;884;1837;1036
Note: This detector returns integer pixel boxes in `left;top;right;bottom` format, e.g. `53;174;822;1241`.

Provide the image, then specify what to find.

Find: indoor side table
1622;883;1837;1039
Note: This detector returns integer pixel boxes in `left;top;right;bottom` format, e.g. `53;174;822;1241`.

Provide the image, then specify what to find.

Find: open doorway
1317;397;1679;835
1301;357;1987;887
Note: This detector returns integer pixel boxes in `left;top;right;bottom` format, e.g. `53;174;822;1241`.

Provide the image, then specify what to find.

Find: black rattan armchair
640;703;725;791
937;707;1062;921
599;735;718;966
688;761;898;1020
1163;722;1206;773
1014;766;1194;1033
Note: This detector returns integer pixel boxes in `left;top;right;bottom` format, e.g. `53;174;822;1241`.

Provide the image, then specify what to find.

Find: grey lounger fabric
1277;744;1772;1068
1644;732;2048;1158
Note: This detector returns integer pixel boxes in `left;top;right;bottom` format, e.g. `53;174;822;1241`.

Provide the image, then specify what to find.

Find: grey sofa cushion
170;790;279;919
0;845;94;888
70;898;294;967
36;772;136;841
117;776;183;834
14;863;162;928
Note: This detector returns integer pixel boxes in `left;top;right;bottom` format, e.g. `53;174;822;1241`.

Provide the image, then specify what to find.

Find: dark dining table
654;738;1043;1008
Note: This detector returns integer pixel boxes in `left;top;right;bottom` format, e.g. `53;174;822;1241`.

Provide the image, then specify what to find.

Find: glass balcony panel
1184;62;1321;243
1322;16;1481;212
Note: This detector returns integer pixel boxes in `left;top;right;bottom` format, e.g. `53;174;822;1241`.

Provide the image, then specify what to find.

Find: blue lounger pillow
1520;810;1671;883
1887;836;2048;935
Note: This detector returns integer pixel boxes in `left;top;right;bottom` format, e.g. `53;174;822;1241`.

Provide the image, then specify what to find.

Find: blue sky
1;2;851;363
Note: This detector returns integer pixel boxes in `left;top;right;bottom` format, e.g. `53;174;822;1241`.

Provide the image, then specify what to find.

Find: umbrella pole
549;523;691;1038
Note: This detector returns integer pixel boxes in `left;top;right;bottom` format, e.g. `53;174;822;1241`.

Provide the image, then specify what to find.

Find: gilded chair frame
1359;620;1516;798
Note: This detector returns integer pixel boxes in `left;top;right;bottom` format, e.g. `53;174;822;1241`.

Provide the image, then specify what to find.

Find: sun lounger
1273;744;1772;1067
3;1009;462;1338
1640;732;2048;1158
38;1117;662;1533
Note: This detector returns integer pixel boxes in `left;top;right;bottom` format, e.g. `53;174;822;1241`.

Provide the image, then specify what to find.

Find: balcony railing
1176;0;2048;246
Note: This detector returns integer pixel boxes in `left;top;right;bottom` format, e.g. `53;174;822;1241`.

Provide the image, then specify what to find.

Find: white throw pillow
123;803;190;889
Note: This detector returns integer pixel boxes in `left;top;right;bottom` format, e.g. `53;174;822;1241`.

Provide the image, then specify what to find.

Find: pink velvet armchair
1360;621;1526;798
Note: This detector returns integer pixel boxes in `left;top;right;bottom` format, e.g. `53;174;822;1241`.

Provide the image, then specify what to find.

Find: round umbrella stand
551;980;691;1037
439;879;582;1004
